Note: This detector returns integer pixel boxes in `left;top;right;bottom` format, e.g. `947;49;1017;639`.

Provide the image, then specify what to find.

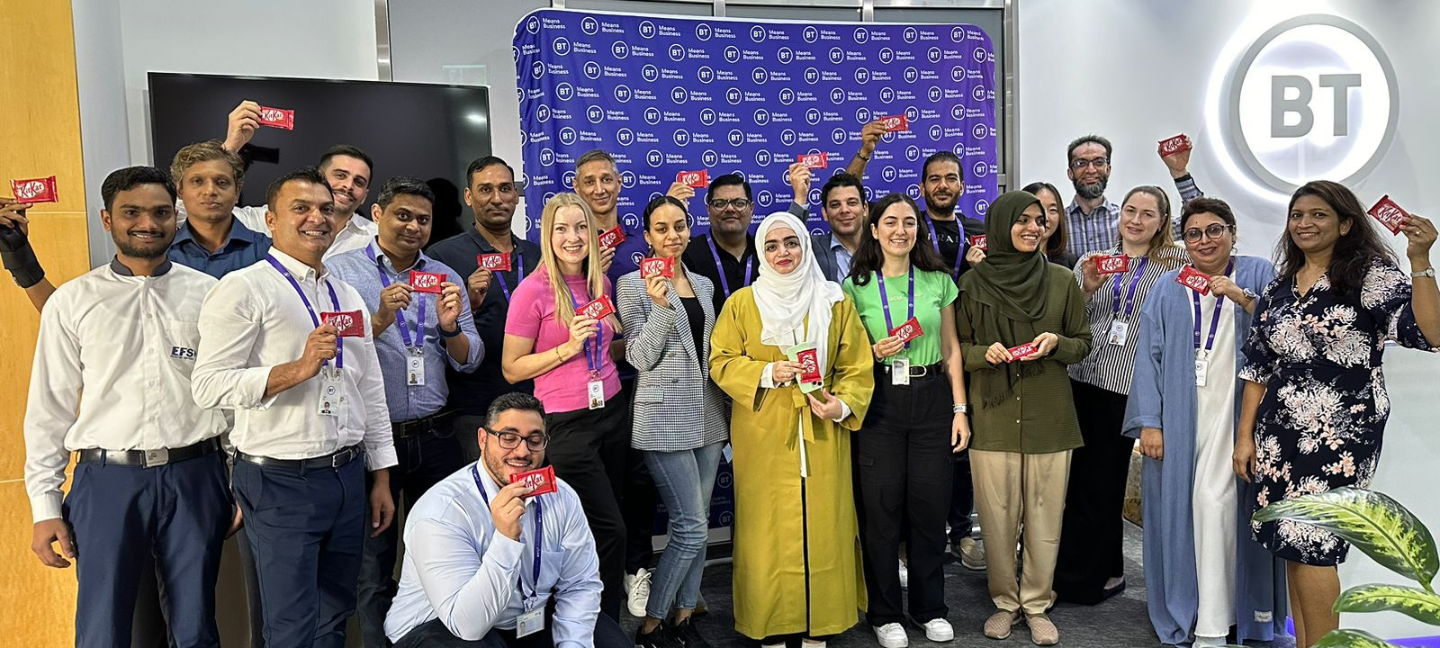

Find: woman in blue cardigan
1122;198;1287;647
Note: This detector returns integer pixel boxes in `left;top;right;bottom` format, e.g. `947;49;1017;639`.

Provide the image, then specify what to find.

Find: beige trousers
970;449;1073;614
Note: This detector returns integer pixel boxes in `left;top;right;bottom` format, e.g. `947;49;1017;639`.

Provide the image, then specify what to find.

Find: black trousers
1053;379;1134;604
855;369;954;625
619;378;660;574
947;450;975;543
545;389;631;620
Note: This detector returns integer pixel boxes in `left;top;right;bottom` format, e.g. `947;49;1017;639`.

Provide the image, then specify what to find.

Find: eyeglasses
1182;223;1234;242
707;198;753;210
491;430;549;451
1070;157;1110;170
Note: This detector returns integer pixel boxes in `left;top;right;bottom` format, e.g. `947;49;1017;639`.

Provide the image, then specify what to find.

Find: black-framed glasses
707;198;753;210
1070;157;1109;170
1182;223;1234;242
492;430;549;451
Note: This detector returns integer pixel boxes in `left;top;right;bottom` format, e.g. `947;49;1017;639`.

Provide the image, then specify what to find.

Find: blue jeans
642;442;725;619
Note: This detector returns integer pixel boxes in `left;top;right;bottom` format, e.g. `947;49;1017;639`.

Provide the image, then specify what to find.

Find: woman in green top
956;191;1092;646
841;193;969;648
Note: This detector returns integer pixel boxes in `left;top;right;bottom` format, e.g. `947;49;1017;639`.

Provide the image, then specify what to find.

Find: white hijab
752;212;845;374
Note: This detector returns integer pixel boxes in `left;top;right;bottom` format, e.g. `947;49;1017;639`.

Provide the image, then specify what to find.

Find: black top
682;232;760;315
679;295;705;369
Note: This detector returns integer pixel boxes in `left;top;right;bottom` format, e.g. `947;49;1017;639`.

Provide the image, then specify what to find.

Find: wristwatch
1242;288;1260;303
953;404;968;414
1414;267;1437;280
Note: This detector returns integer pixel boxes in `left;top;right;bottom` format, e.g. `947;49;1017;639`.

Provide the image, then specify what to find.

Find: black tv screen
148;73;490;242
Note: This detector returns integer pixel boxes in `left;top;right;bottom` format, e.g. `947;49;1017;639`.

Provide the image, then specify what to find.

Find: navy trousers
233;455;367;648
65;451;231;648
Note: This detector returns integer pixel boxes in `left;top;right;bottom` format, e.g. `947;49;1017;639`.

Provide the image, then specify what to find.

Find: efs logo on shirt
171;346;197;360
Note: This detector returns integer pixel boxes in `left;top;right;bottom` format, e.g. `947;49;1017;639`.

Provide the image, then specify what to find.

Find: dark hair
465;156;515;186
1066;134;1113;164
1180;197;1237;232
1276;180;1396;299
318;144;374;176
375;176;436;209
1021;181;1068;259
265;167;332;212
820;171;865;208
485;392;546;428
101;166;177;212
642;195;688;230
575;149;616;172
847;193;949;286
707;172;753;202
921;151;964;181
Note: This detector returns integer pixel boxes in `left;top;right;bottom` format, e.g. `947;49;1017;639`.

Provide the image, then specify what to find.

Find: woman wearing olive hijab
956;191;1092;646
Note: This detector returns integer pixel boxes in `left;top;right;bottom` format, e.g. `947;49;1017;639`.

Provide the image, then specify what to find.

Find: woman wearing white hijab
710;212;876;647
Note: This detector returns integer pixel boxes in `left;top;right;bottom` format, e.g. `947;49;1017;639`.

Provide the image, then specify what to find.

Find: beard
1073;175;1108;200
117;238;169;259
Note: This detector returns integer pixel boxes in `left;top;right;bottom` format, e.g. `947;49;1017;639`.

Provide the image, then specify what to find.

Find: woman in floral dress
1235;181;1440;648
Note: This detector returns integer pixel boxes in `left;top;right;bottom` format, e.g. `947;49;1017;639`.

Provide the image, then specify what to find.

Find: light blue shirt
383;463;603;645
830;233;854;279
327;242;482;421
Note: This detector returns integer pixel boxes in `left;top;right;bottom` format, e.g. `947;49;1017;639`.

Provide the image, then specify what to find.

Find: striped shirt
1068;245;1190;394
1064;175;1204;257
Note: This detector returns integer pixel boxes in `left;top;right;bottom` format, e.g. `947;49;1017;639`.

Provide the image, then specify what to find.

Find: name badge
406;346;426;386
1195;355;1210;387
891;356;911;386
318;366;346;417
1107;320;1130;346
588;380;606;410
515;606;544;638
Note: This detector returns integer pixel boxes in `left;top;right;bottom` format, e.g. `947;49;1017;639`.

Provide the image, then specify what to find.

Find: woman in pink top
502;192;628;619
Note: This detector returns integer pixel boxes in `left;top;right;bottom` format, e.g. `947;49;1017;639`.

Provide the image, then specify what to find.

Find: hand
466;266;492;307
223;100;262;153
565;315;599;354
983;342;1013;365
872;335;904;359
787;161;812;205
301;323;339;377
965;245;986;266
489;479;532;541
32;519;76;568
369;470;396;537
226;503;244;538
1139;427;1164;460
859;119;888;155
1080;255;1104;295
1022;332;1059;360
771;360;804;384
1208;275;1245;304
1233;434;1257;483
599;245;616;275
666;181;696;201
437;281;463;331
806;389;844;420
951;413;971;453
375;283;414;330
1401;213;1437;263
645;274;671;308
1157;136;1193;179
0;196;32;237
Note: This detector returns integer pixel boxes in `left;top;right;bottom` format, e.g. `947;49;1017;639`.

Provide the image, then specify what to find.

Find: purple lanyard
707;236;754;298
471;465;543;599
493;247;526;302
876;267;915;348
265;255;345;368
567;284;604;378
1110;256;1150;320
925;218;964;279
1192;258;1235;356
364;244;425;348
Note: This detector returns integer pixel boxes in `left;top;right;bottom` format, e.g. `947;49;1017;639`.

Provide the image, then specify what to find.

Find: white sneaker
923;618;954;642
873;624;909;648
624;568;651;617
801;639;828;648
898;561;909;589
1194;635;1227;647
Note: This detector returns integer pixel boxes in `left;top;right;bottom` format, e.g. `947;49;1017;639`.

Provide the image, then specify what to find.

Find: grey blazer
617;266;729;452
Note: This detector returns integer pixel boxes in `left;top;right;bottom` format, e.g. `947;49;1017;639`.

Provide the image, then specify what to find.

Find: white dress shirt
24;260;227;523
232;206;378;260
191;249;397;468
384;464;602;646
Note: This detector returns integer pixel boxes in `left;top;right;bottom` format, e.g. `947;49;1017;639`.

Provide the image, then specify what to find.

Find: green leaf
1254;488;1438;587
1334;583;1440;625
1313;628;1406;648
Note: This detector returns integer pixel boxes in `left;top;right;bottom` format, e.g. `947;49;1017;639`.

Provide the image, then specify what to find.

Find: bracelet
953;403;968;414
553;347;565;363
855;152;871;161
438;324;462;338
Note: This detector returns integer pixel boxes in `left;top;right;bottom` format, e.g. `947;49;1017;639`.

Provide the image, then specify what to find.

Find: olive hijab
956;190;1052;407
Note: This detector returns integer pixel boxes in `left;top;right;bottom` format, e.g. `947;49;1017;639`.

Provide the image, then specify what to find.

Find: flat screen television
148;73;491;243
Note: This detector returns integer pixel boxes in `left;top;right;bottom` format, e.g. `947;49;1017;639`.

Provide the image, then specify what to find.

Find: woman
965;182;1074;270
617;196;728;648
841;194;969;648
957;191;1091;646
1123;197;1287;647
1053;185;1188;605
710;211;875;647
502;192;629;619
1235;181;1439;648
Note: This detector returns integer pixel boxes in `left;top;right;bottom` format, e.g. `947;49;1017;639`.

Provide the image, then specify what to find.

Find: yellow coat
709;287;875;639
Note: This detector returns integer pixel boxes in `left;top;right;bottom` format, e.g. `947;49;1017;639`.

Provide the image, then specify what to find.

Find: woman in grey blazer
618;195;729;648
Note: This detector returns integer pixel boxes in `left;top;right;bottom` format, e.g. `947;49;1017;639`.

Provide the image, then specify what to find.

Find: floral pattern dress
1239;258;1437;565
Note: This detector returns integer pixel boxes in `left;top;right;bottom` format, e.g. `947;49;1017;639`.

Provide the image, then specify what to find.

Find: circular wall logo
639;21;657;39
562;170;575;188
1227;14;1398;191
580;16;598;35
642;64;660;83
616;129;634;147
611;41;629;59
750;25;766;43
583;61;601;80
699;108;718;126
724;46;741;63
696;23;713;41
552;37;570;56
803;26;818;43
643;107;661;125
779;88;795;105
669;43;686;62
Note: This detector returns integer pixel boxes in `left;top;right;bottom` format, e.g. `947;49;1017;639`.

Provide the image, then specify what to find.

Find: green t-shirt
842;267;959;367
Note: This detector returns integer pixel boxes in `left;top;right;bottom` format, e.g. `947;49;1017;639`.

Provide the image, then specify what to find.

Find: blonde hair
1122;185;1179;253
539;193;610;329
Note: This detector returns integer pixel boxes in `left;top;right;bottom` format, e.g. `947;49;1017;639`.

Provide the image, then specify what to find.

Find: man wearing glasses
384;392;630;647
682;173;808;314
1065;134;1204;257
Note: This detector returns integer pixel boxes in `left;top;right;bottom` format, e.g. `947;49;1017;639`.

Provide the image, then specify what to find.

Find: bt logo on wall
1228;14;1398;192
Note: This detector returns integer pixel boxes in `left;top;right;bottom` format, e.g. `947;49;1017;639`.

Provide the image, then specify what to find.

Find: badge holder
515;597;545;637
588;374;606;410
318;365;346;417
406;346;426;386
1107;320;1129;346
1194;351;1210;387
891;356;911;386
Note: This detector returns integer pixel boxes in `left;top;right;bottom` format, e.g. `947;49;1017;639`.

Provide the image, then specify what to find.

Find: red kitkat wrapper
1177;265;1211;295
1158;134;1191;157
796;347;822;383
578;294;617;321
676;169;709;189
258;106;295;130
1367;195;1410;235
891;316;924;344
409;270;446;294
598;225;626;250
478;252;512;272
967;234;987;251
878;114;909;132
640;256;675;279
321;310;365;337
1096;254;1131;275
1007;342;1039;361
514;465;557;497
796;152;829;169
10;176;58;203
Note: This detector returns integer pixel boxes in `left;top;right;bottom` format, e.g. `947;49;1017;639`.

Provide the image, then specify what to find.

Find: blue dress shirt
167;219;271;279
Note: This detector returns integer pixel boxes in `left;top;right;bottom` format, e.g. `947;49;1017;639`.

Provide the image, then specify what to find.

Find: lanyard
1192;258;1235;357
1110;256;1150;320
471;465;543;600
265;255;345;368
493;246;526;302
876;267;915;349
364;244;425;348
925;217;964;279
707;236;755;298
567;284;604;377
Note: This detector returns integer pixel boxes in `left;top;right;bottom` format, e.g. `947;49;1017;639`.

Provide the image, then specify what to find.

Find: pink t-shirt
505;269;621;414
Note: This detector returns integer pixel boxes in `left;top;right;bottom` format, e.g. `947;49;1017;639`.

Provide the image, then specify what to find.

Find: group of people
5;97;1439;648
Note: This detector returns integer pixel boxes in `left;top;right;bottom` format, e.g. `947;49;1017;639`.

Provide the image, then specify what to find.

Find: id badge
406;346;426;386
1107;320;1130;346
1194;356;1210;387
587;379;606;410
515;606;545;638
318;366;346;417
891;356;911;386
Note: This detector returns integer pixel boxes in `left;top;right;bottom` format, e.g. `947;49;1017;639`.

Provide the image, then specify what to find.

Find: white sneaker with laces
923;618;955;642
872;623;908;648
624;568;651;617
898;561;909;589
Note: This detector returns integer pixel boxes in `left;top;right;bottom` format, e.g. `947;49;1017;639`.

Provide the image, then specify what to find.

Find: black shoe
672;618;712;648
636;624;684;648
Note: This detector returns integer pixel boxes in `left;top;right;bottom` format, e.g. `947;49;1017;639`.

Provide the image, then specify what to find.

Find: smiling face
576;159;620;217
465;163;519;234
707;184;754;237
1010;203;1045;253
1119;191;1162;249
376;194;434;260
102;183;178;260
177;159;239;225
921;159;962;214
320;154;371;217
643;203;690;259
549;204;591;271
1035;186;1063;242
479;408;546;485
1067;141;1110;200
1287;194;1350;256
265;180;337;263
763;225;803;275
823;185;865;239
1183;212;1235;270
872;201;918;260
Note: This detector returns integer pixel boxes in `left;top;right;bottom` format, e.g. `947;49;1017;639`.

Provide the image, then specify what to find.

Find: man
427;156;542;462
804;170;866;282
25;167;232;647
169;140;272;277
573;149;641;281
384;392;630;648
328;177;484;646
193;167;398;646
1065;135;1202;257
681;173;769;314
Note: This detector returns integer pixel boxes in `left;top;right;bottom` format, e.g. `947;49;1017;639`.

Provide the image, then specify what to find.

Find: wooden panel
0;480;77;645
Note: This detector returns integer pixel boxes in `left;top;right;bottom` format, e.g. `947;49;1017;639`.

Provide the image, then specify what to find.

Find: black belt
76;437;222;468
392;410;456;439
879;362;945;379
236;445;363;471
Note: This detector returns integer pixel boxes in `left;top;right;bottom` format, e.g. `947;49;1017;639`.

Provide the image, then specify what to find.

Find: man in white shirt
193;167;398;646
25;166;233;647
384;392;629;648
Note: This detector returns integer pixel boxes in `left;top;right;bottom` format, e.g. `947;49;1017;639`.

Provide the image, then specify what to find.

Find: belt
237;445;363;471
392;410;456;439
76;437;222;468
879;362;944;379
